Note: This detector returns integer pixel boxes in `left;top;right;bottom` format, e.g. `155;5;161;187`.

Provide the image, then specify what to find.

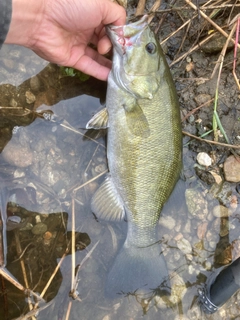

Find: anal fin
91;176;125;221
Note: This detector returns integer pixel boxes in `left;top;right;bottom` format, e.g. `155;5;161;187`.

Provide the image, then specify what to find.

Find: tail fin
105;242;170;297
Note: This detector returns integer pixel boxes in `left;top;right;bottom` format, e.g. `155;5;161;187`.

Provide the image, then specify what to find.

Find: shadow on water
0;45;240;320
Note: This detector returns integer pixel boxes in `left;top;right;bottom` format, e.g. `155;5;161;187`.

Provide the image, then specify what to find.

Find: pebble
43;231;53;240
1;140;33;167
169;272;187;305
25;90;36;104
224;155;240;182
209;170;222;184
197;221;208;239
213;205;230;218
176;238;192;254
197;152;212;166
185;188;208;219
159;215;176;229
31;222;48;235
213;218;229;237
194;93;212;107
35;215;41;223
2;58;15;70
9;98;18;107
30;75;41;91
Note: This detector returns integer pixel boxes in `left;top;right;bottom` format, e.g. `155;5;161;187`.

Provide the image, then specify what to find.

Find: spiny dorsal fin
86;108;108;130
91;176;125;221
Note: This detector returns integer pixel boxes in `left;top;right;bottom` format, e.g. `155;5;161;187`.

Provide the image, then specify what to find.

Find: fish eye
145;42;156;54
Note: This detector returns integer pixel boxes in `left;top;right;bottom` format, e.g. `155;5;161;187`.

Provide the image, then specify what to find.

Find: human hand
5;0;126;80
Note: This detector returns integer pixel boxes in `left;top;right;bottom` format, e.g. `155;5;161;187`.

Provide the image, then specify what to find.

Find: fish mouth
106;15;149;55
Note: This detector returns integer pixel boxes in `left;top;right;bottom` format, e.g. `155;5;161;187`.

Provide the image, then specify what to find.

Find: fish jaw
106;15;149;56
106;15;161;99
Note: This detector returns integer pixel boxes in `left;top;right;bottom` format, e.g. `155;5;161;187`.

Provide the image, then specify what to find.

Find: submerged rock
1;140;33;167
185;188;208;219
212;205;230;218
224;155;240;182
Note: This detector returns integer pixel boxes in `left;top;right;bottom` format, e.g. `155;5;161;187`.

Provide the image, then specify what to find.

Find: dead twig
185;0;240;50
170;32;215;67
233;16;240;90
182;131;240;149
181;98;214;122
69;169;108;194
135;0;146;16
155;4;240;13
14;230;35;318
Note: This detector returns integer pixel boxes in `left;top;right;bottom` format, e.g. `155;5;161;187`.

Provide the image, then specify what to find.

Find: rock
176;238;192;254
212;217;229;237
195;166;215;184
25;90;36;104
30;75;41;92
155;272;187;308
9;98;18;107
185;188;208;219
224;155;240;182
2;58;15;70
201;33;234;53
209;170;222;184
169;272;188;305
159;215;176;229
197;221;208;239
194;93;212;107
2;140;33;167
213;205;230;218
31;222;47;235
197;152;212;166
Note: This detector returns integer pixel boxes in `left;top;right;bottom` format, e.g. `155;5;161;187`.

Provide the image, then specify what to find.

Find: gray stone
2;140;33;167
224;155;240;182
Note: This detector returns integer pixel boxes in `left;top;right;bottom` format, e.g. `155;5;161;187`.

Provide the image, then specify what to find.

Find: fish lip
106;15;149;55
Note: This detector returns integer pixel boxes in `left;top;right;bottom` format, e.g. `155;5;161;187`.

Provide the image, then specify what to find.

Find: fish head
106;15;161;99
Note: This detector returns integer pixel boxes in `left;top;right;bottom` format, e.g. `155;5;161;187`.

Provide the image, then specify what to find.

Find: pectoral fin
86;108;108;129
123;101;150;138
91;176;125;221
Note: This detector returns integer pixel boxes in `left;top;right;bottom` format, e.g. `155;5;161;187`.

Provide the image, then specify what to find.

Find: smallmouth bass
87;15;182;296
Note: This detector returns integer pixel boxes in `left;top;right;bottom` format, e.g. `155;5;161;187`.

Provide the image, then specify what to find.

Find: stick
185;0;240;49
182;130;240;149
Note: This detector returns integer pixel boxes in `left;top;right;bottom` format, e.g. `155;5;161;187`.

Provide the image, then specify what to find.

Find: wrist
5;0;45;47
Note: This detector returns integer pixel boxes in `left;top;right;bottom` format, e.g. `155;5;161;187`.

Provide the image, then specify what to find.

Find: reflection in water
0;184;92;319
0;60;106;319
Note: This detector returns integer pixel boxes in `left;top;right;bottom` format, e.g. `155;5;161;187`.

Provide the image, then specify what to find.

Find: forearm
0;0;12;48
4;0;44;48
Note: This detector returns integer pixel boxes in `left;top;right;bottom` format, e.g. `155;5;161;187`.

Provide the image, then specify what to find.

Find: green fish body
87;16;182;295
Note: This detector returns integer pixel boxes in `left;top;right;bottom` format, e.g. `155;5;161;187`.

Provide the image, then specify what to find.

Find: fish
86;15;182;296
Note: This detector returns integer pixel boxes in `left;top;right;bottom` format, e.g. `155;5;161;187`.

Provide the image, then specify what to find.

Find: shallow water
0;45;240;320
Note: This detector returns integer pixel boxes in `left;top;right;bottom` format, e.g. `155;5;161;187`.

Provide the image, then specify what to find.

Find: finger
98;34;112;55
99;1;126;26
75;55;110;81
72;46;112;81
